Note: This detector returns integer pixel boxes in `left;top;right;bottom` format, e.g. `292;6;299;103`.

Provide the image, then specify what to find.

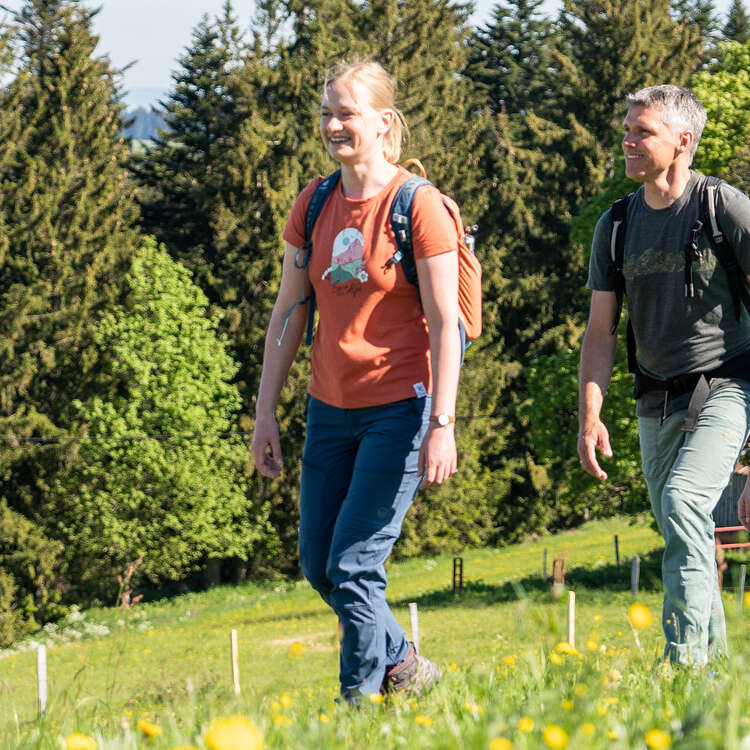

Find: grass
2;515;750;749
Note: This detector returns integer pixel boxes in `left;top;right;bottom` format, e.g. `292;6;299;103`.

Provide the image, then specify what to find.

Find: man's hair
627;85;707;163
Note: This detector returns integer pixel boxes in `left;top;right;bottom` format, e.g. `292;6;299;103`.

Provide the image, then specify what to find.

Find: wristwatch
430;413;456;426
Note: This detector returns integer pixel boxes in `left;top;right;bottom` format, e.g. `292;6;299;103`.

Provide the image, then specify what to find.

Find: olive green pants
639;381;750;665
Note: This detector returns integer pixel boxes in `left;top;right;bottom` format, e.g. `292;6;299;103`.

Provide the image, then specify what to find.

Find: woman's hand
418;424;457;488
252;415;283;478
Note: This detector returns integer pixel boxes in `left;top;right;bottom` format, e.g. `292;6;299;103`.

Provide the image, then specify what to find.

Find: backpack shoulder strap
305;170;341;243
301;171;340;344
609;193;633;335
389;175;432;287
702;175;750;321
277;171;341;347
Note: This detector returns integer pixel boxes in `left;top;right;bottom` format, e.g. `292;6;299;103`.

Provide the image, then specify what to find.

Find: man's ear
678;130;694;156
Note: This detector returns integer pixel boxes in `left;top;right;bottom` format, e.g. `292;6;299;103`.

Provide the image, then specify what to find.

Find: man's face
621;105;688;182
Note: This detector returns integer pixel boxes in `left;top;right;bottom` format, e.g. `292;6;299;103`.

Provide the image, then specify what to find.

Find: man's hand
738;477;750;532
577;418;613;481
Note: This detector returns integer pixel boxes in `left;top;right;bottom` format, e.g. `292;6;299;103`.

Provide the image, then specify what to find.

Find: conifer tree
0;0;138;502
723;0;750;42
466;0;558;117
134;1;331;573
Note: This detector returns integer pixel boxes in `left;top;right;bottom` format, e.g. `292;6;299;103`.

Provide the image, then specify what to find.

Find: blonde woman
252;61;460;703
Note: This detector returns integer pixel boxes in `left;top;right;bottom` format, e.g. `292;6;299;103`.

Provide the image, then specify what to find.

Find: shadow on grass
391;548;664;611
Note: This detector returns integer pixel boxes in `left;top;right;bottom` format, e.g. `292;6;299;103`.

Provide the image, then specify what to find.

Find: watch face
438;414;450;426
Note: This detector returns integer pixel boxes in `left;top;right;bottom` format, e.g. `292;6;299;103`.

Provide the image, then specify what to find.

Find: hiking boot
384;643;441;696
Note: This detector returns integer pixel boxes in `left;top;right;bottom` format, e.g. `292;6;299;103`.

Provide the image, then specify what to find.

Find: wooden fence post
409;602;420;652
631;555;640;596
567;591;576;647
230;629;240;696
37;645;47;716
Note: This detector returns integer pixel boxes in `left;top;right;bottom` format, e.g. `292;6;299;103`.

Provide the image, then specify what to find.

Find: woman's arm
415;251;460;487
251;241;311;478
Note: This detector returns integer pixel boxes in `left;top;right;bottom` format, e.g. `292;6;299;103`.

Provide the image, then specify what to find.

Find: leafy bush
0;499;66;646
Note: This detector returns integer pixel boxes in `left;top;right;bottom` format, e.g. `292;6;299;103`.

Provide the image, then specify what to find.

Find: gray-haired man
578;85;750;665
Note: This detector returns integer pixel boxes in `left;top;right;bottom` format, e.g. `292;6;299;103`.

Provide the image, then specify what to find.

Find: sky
0;0;736;108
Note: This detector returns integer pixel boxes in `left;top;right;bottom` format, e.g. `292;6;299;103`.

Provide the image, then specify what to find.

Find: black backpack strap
385;174;471;363
277;171;341;347
702;175;750;322
609;193;632;335
386;175;431;287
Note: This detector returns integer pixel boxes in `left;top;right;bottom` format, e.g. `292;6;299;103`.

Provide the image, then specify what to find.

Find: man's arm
578;290;619;480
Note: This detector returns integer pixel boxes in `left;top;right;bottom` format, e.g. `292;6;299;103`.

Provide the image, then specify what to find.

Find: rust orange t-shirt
283;167;458;409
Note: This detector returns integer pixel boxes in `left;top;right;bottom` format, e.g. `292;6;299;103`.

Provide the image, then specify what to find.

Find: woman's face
320;77;392;166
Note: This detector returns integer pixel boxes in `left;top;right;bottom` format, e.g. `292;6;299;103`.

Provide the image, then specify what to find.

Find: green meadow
3;515;750;749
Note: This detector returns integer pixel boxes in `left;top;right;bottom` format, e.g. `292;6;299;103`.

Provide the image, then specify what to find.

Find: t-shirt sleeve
717;182;750;276
282;178;324;248
410;185;460;260
587;208;615;291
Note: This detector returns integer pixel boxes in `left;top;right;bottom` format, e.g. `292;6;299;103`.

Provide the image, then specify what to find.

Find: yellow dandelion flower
561;699;573;711
270;702;281;712
204;716;264;750
503;655;517;667
319;714;330;723
606;696;619;705
745;591;750;608
490;739;512;750
518;716;534;733
415;715;433;726
549;652;564;665
597;705;607;716
574;684;588;697
369;693;385;704
580;723;595;737
289;641;304;656
65;734;97;750
543;724;569;749
137;719;162;738
593;614;602;622
273;715;291;726
280;693;293;708
465;702;483;715
608;668;622;683
608;730;618;740
645;729;672;748
556;642;578;655
586;640;598;651
628;603;654;629
449;661;458;671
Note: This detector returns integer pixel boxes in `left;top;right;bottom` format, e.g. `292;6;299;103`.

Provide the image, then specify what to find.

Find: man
578;85;750;665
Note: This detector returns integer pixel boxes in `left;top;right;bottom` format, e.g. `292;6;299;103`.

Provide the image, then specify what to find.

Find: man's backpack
608;175;750;427
609;175;750;338
280;161;482;350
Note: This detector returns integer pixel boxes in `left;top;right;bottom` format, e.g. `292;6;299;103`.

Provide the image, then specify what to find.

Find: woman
252;60;461;703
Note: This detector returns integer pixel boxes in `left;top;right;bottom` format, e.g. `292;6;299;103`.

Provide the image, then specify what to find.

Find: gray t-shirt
588;171;750;416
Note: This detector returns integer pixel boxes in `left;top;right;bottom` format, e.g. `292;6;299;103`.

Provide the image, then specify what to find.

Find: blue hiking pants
639;380;750;665
299;394;430;697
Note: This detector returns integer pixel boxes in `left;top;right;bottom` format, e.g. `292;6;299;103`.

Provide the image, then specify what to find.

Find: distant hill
122;107;166;141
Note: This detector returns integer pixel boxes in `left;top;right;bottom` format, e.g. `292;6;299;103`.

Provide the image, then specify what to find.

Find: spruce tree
134;1;326;573
466;0;558;117
0;0;137;502
723;0;750;42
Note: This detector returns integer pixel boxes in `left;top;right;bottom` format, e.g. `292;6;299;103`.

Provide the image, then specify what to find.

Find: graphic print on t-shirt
321;228;369;286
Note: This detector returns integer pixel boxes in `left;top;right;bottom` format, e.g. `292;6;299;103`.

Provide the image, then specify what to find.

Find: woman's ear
378;109;395;137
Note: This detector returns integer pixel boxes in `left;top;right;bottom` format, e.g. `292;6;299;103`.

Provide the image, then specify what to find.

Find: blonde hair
323;60;408;164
